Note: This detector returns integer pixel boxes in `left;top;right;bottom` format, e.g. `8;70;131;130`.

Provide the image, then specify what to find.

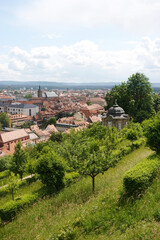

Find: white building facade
0;103;39;116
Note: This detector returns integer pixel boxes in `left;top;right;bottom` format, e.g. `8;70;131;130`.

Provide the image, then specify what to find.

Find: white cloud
0;38;159;82
16;0;160;33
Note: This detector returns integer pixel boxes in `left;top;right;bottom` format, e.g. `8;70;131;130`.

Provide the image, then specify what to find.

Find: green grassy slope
0;147;155;240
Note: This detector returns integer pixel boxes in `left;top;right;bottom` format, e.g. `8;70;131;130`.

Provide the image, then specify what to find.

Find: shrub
126;129;138;141
0;186;8;197
36;148;65;192
123;158;160;195
0;170;10;180
120;146;132;156
131;138;145;150
0;193;38;221
0;155;12;172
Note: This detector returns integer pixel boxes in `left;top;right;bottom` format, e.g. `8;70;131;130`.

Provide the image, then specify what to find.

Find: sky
0;0;160;83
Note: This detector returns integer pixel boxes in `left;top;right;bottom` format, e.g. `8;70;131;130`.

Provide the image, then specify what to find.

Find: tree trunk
92;176;95;193
11;189;14;201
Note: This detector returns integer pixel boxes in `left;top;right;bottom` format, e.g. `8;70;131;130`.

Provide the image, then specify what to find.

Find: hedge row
0;175;38;197
123;158;160;195
0;193;38;221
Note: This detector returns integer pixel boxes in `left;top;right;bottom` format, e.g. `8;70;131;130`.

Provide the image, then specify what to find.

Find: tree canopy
143;113;160;153
24;93;32;99
105;73;155;122
11;142;28;179
46;117;56;126
36;146;65;192
0;112;10;128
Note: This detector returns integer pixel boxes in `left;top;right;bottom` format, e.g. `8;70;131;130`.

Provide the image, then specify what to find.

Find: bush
120;146;132;156
0;155;12;172
131;138;145;150
0;193;38;221
0;186;8;197
36;148;65;192
143;113;160;153
126;129;138;141
123;158;160;195
64;172;79;186
0;170;10;180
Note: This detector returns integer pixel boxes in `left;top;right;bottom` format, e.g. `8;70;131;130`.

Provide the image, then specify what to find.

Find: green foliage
7;173;19;200
126;129;138;141
0;112;10;127
0;147;154;239
0;170;10;179
26;158;36;175
50;225;76;240
86;122;108;140
143;112;160;153
0;155;12;172
105;73;155;122
46;117;56;126
36;147;65;192
50;132;63;143
10;142;28;179
24;93;32;99
0;193;38;221
153;93;160;113
64;172;80;187
123;158;160;195
86;100;92;106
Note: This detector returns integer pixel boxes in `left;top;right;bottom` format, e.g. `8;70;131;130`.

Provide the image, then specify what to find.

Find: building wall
102;116;128;130
0;105;39;116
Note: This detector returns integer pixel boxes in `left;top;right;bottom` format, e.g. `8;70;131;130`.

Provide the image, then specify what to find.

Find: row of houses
0;124;58;155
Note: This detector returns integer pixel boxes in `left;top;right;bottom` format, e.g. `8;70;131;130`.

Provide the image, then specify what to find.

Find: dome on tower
108;103;125;117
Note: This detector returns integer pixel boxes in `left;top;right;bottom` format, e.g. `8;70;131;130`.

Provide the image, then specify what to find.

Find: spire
38;85;42;98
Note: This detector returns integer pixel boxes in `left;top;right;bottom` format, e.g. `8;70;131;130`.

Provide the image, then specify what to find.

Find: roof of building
43;92;58;98
45;124;58;133
102;103;129;120
0;103;37;109
28;132;39;140
88;115;102;123
0;129;29;143
107;104;125;117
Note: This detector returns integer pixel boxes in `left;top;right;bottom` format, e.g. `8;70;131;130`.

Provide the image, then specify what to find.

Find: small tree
11;142;28;179
0;112;10;127
73;139;113;193
36;147;65;192
24;93;32;99
46;117;56;126
7;173;19;200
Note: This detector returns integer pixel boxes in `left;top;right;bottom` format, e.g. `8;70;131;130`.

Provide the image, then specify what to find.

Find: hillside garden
0;115;160;239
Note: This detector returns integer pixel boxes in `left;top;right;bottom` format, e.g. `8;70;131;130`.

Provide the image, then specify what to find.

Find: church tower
38;85;42;98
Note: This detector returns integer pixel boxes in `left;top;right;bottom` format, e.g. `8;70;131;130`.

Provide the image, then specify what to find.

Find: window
108;121;112;127
118;122;122;130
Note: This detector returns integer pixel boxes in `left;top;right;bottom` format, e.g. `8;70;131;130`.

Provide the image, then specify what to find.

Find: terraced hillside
1;146;157;240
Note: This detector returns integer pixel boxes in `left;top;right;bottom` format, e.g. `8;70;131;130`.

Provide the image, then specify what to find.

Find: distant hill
0;81;160;90
0;81;120;90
